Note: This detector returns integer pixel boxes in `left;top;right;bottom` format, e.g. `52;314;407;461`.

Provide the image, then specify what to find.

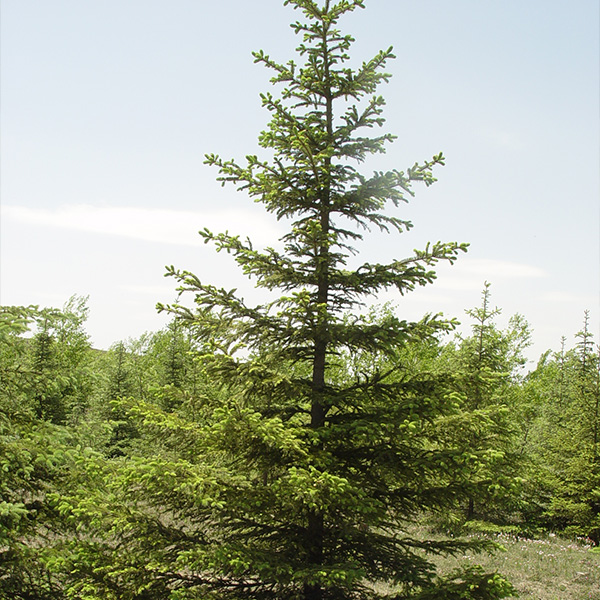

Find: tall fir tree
160;1;512;597
54;2;514;598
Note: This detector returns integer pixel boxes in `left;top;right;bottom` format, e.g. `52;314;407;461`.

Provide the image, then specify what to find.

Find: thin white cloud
541;290;599;306
431;258;546;291
370;258;546;318
3;204;283;248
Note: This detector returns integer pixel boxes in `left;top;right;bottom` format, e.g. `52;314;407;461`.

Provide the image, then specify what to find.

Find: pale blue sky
1;0;598;362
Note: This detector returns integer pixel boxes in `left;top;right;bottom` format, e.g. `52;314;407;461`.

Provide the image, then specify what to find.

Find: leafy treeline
1;295;597;599
2;1;598;598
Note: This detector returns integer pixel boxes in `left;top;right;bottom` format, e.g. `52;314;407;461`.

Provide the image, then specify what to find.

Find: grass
427;528;600;600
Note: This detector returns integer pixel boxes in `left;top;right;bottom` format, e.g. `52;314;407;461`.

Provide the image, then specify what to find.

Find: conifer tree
161;1;512;596
0;304;89;599
438;283;531;524
56;2;514;598
520;312;600;540
23;297;94;425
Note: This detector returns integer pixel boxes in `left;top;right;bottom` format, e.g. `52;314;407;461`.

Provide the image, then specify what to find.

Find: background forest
1;292;598;598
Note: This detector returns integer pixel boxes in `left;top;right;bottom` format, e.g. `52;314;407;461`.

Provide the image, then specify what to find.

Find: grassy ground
428;530;600;600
